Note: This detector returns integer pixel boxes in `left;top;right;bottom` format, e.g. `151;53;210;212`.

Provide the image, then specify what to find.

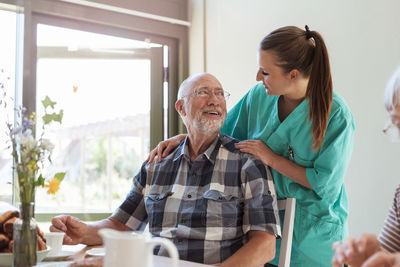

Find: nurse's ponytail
260;25;332;150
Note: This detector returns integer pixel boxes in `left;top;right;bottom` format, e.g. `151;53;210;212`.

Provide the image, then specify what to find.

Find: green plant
1;70;65;202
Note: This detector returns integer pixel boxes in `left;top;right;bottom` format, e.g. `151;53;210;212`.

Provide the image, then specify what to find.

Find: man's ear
289;69;299;81
175;99;186;116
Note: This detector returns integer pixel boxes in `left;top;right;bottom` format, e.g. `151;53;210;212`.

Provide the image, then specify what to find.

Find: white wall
189;0;400;236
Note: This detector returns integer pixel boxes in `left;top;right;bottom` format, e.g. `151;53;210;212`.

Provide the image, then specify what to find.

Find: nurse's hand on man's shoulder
146;134;187;163
234;139;277;166
331;234;381;267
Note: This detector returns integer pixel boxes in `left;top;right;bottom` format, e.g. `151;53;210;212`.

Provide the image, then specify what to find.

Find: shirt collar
173;134;222;164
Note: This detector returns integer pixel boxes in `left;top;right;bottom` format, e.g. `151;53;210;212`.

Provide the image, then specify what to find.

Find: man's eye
262;70;269;76
215;91;224;97
198;90;209;96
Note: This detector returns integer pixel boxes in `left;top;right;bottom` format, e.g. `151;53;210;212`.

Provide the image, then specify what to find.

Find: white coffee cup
44;232;65;256
99;229;179;267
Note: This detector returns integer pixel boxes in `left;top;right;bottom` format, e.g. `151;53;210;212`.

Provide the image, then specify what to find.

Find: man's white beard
193;107;226;134
194;116;225;134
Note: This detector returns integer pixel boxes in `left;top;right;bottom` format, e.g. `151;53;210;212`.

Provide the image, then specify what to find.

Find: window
0;8;17;203
35;24;164;213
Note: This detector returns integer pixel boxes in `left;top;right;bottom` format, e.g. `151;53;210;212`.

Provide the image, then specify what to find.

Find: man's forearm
81;217;130;245
220;231;276;267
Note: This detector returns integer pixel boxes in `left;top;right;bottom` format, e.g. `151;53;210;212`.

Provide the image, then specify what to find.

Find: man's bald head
177;73;221;100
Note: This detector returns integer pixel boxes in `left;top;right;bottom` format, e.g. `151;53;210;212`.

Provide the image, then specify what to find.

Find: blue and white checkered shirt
112;134;281;264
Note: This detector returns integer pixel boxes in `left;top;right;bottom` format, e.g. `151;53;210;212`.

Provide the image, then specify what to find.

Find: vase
13;202;37;267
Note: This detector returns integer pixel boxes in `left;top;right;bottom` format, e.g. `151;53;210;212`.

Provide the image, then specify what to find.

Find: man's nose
207;92;224;104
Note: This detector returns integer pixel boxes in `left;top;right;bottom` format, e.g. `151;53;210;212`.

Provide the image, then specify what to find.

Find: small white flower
40;138;54;152
18;134;36;147
18;132;35;146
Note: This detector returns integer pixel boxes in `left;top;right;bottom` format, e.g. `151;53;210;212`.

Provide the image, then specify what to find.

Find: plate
85;248;105;257
0;247;51;267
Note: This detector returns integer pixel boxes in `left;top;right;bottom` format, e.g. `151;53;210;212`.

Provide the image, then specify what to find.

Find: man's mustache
200;106;225;115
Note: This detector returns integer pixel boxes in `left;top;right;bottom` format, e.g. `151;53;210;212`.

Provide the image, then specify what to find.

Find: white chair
277;198;296;267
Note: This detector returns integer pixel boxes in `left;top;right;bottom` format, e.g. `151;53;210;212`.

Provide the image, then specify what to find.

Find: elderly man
50;73;281;266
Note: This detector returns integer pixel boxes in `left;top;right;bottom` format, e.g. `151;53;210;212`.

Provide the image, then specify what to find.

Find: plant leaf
34;174;45;187
42;110;63;125
54;172;66;182
54;109;63;123
42;96;56;109
42;114;54;124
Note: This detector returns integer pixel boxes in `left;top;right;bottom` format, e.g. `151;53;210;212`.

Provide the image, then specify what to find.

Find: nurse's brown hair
260;25;332;150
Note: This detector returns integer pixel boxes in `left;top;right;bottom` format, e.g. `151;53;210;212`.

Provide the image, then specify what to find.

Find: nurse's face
256;50;292;96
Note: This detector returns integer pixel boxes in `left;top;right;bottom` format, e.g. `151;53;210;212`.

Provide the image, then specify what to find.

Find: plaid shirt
113;134;281;264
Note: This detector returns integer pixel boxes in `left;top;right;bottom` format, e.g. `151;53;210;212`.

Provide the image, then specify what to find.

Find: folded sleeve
112;162;148;231
241;156;281;238
306;107;355;201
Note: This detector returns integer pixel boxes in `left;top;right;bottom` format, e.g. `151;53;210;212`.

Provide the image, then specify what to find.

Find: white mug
45;232;65;256
99;229;179;267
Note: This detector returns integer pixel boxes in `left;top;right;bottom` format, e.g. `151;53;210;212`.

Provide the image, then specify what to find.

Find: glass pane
35;24;154;213
0;9;17;203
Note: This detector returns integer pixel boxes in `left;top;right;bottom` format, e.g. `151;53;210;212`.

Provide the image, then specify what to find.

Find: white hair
384;67;400;110
177;72;208;100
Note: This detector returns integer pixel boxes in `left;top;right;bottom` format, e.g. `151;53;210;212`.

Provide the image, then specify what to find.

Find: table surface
35;244;212;267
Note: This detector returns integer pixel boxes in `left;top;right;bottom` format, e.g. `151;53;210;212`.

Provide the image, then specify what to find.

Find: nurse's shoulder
330;92;355;125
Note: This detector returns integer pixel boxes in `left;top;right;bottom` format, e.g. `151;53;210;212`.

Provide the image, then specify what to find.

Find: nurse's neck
282;76;308;107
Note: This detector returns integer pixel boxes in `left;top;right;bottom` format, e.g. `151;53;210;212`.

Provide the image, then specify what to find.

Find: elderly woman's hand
362;251;400;267
331;234;381;267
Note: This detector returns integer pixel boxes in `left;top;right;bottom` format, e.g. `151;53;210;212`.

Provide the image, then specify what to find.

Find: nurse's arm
269;154;311;189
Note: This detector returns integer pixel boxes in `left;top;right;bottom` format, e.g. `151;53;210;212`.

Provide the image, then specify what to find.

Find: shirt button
267;190;271;195
187;194;192;198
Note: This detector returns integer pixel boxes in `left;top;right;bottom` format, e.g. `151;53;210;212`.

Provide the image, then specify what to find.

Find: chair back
277;198;296;267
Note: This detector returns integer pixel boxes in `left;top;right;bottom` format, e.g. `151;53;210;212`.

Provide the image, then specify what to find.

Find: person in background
50;73;281;267
332;67;400;267
148;25;355;266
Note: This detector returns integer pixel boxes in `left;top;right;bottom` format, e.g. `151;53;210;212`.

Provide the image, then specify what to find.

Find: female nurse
148;25;355;266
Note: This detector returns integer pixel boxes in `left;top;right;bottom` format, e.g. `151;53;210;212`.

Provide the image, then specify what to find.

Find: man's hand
332;234;381;267
220;230;275;267
50;215;87;245
146;134;186;163
362;251;400;267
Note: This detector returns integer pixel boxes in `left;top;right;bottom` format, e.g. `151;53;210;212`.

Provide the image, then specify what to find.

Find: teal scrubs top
221;83;355;267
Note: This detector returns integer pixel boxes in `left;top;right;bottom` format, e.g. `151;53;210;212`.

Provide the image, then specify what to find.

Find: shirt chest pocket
202;189;244;230
145;191;174;228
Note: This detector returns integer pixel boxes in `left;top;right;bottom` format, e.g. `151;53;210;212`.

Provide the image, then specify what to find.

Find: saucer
86;248;105;257
44;250;75;260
